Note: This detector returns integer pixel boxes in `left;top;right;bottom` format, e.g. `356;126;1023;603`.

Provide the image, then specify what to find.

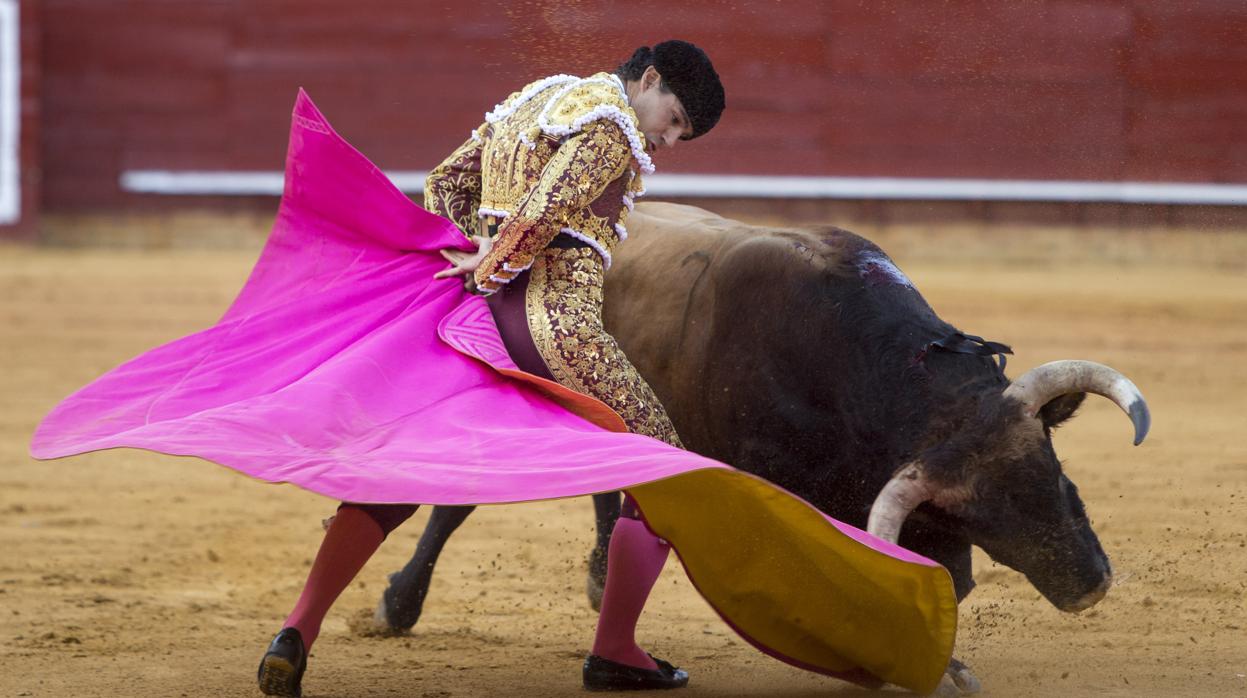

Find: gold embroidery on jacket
424;125;485;238
466;74;646;293
525;247;683;448
474;119;633;292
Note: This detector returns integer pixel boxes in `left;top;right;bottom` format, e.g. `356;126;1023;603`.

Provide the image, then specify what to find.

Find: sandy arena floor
2;222;1245;697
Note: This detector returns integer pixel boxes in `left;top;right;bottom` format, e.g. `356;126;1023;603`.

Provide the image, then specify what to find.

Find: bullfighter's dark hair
615;46;659;82
614;40;726;140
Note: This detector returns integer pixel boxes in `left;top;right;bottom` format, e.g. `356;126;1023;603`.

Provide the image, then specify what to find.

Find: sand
2;224;1245;697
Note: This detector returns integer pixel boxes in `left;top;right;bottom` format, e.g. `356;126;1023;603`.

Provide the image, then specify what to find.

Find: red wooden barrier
34;0;1247;211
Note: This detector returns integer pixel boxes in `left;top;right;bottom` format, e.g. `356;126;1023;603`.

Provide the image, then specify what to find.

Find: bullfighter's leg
372;248;660;638
521;248;687;686
375;504;476;633
258;502;417;697
497;244;684;610
520;247;685;451
588;495;672;670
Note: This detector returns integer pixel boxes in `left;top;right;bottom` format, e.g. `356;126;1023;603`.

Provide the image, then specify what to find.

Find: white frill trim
485;74;579;124
621;169;643;212
487;273;514;285
469;129;482;143
535;77;655;176
477;206;511;219
622;186;646;209
621;180;646;214
613;222;628;241
502;261;532;273
484;73;655;175
560;227;613;270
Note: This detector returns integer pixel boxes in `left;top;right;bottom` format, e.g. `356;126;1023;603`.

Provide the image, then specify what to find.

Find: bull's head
867;360;1150;612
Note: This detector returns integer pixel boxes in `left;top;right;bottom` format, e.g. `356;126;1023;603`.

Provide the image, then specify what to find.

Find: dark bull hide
374;202;1150;693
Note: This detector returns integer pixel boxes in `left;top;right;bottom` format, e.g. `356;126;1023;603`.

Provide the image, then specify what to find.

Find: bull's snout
1058;572;1112;613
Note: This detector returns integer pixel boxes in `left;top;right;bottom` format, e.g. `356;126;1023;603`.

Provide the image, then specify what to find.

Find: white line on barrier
120;170;1247;206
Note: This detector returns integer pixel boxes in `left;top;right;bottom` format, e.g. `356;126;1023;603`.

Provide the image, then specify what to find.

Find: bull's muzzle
1059;573;1112;613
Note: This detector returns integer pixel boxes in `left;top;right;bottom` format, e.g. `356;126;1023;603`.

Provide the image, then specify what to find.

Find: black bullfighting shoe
583;654;690;691
257;627;307;697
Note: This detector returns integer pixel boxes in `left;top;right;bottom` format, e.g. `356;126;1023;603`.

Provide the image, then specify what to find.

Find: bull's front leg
373;504;477;633
902;527;981;696
586;491;622;610
374;491;621;635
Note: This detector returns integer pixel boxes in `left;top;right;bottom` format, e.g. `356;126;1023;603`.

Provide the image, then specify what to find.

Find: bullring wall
18;1;1247;232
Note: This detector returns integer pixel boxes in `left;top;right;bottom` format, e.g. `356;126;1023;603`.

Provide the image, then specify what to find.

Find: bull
371;202;1150;694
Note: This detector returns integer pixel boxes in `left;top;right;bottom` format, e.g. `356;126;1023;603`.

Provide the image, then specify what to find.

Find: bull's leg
376;492;621;635
932;543;981;693
587;491;622;610
374;504;477;633
903;528;981;696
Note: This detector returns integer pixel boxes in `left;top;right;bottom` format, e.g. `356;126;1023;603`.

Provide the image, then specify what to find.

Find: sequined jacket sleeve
473;119;633;294
423;125;486;238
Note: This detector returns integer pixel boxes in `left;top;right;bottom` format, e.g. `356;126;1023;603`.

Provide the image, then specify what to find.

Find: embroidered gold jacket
424;73;653;295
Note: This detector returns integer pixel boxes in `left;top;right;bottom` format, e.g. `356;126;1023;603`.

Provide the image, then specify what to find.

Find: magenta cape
31;90;956;694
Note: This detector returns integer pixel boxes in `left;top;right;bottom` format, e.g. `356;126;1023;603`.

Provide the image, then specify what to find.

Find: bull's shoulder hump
717;227;879;275
626;202;751;252
630;202;731;235
626;203;890;276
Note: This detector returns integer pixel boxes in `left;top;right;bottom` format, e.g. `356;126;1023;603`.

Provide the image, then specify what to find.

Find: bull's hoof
926;659;982;697
586;547;607;612
929;674;961;698
346;596;407;638
944;658;981;695
949;667;981;694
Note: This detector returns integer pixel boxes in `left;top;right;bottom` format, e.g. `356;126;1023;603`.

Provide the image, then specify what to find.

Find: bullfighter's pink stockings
590;515;670;671
282;506;386;650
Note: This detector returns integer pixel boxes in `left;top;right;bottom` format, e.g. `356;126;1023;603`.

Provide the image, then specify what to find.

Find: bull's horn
1003;360;1151;446
867;462;933;544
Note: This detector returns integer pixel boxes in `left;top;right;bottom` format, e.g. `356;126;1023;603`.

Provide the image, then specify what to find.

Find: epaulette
536;73;654;175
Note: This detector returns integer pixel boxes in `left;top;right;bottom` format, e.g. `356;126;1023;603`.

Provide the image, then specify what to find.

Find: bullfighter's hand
434;235;493;281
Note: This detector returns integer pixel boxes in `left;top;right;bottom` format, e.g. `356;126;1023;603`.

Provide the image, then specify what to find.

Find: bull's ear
1039;392;1086;429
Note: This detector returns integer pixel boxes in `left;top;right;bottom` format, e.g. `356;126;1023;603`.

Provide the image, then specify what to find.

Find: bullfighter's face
629;65;694;154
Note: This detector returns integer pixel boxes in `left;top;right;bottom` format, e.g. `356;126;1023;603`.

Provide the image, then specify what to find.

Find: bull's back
604;202;878;458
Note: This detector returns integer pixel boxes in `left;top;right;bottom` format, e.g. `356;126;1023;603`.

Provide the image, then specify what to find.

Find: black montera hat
651;40;725;139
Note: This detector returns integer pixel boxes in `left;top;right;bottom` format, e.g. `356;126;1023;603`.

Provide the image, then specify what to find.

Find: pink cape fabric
30;90;956;693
